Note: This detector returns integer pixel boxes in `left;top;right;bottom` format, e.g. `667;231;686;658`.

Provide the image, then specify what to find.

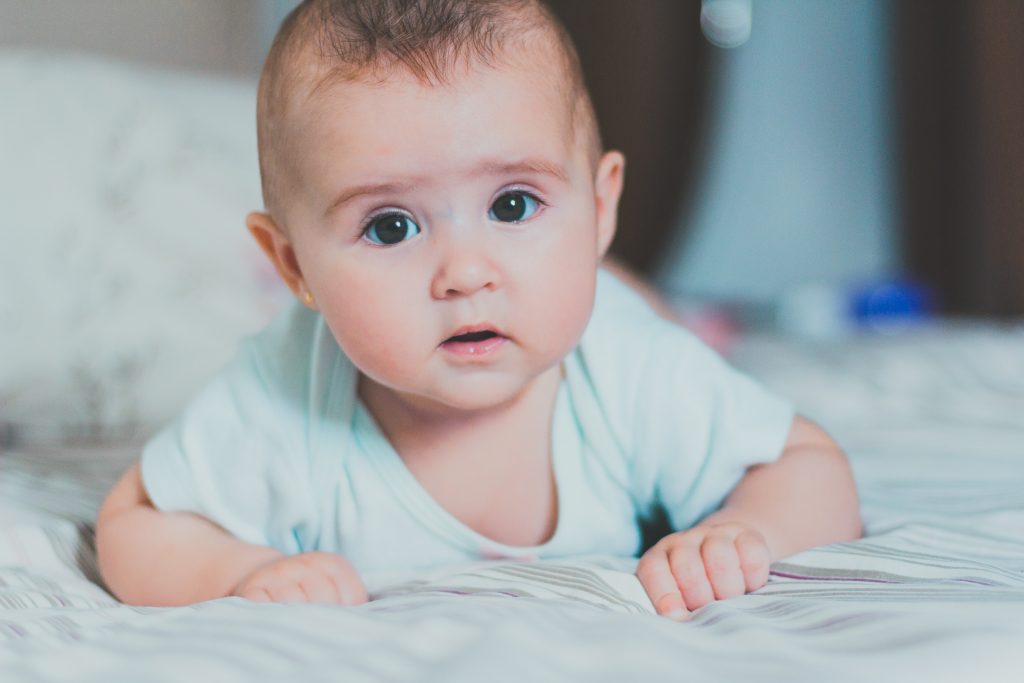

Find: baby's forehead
284;42;580;146
290;29;570;106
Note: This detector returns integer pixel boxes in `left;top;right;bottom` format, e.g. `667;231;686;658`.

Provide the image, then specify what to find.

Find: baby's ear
594;151;625;260
246;212;314;307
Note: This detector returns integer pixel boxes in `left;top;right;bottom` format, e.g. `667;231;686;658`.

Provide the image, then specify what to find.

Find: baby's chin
415;372;541;414
368;366;553;419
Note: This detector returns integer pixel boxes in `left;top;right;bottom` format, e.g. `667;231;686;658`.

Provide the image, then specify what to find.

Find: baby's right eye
363;213;421;246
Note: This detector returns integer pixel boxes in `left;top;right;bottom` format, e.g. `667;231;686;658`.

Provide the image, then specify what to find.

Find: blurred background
2;0;1022;333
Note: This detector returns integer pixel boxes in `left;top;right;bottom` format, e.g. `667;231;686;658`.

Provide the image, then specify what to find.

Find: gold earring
303;290;314;305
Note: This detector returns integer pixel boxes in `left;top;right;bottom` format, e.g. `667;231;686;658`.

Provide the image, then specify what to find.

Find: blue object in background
775;279;933;339
851;281;932;326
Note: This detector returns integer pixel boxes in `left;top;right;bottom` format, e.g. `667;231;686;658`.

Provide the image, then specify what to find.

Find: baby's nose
430;239;502;299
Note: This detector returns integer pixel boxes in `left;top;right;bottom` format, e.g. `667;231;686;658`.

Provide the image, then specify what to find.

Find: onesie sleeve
580;269;795;533
139;304;320;555
635;323;795;532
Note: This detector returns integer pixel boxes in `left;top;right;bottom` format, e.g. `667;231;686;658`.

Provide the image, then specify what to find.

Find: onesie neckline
351;378;574;559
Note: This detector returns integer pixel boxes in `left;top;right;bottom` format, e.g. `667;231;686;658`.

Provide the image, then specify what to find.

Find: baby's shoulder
584;268;701;359
248;301;325;364
244;302;335;374
230;302;355;420
576;270;733;430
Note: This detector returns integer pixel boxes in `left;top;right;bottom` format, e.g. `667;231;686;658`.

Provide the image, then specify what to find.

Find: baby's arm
636;415;861;619
96;462;366;607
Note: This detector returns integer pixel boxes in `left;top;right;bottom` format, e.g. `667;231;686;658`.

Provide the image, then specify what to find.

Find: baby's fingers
636;550;690;620
702;534;745;600
735;530;771;592
667;544;715;611
266;579;308;604
326;570;367;606
237;586;273;603
318;557;368;605
300;572;344;604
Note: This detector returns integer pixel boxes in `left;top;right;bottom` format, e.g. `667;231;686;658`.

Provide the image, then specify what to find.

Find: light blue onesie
141;269;794;573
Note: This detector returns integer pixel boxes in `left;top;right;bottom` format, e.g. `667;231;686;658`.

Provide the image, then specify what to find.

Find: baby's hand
635;521;772;621
231;551;368;605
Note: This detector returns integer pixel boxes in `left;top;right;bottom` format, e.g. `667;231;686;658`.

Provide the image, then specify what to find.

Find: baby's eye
488;191;541;223
363;213;421;246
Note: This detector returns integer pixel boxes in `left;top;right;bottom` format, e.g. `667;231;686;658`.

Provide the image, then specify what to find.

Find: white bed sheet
2;322;1023;682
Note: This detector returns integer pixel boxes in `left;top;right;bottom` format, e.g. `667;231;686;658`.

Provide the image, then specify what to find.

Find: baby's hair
256;0;601;224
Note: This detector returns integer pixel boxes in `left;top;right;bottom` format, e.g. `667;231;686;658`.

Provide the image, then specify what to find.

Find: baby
96;0;861;620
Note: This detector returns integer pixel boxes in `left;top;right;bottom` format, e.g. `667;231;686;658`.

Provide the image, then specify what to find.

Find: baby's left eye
488;191;540;223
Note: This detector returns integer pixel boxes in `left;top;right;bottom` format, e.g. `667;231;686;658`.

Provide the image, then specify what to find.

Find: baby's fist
636;522;772;620
232;551;367;605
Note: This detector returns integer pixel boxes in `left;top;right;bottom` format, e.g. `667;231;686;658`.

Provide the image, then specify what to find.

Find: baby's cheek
342;333;421;391
322;298;423;382
532;266;596;348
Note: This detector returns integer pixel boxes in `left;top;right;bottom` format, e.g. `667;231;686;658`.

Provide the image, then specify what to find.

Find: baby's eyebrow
326;181;415;216
473;158;570;184
325;157;569;217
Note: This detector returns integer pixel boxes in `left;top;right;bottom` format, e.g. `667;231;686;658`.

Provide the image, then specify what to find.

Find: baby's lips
441;322;507;344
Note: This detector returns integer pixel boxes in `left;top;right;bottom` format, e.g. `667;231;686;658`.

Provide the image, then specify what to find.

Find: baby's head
247;0;625;415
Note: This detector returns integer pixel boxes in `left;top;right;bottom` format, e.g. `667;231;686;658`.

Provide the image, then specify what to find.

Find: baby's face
270;54;622;414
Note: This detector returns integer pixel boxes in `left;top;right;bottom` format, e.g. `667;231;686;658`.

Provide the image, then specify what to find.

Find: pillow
0;50;290;447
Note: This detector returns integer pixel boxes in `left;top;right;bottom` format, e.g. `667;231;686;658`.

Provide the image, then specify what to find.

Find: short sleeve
636;324;794;531
577;269;794;532
139;304;320;554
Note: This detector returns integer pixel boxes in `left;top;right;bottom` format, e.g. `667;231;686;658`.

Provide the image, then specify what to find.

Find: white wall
0;0;280;76
657;0;896;305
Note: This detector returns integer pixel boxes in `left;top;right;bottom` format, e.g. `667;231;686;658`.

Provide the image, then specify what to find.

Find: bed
3;51;1023;682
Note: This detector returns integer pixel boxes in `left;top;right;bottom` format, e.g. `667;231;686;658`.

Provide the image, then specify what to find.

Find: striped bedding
2;323;1023;682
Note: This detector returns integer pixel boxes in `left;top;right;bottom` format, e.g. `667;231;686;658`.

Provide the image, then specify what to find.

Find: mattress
2;322;1022;682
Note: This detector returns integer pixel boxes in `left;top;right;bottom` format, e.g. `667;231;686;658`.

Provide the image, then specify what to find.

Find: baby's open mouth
445;330;499;343
439;327;508;357
439;324;509;357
